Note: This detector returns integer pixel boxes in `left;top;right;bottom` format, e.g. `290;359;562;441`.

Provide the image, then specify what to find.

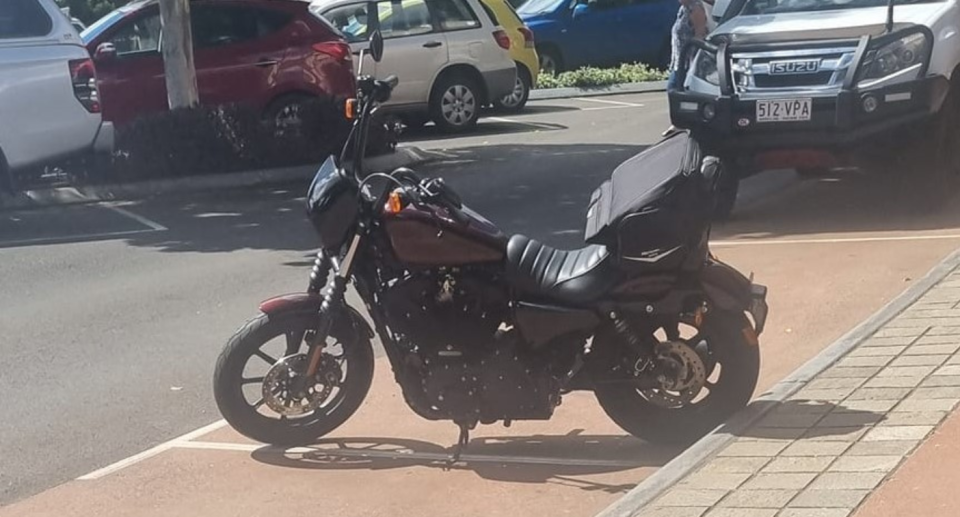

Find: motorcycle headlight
858;32;930;86
693;50;720;86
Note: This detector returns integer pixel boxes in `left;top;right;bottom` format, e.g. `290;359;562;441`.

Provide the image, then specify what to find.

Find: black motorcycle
213;32;768;455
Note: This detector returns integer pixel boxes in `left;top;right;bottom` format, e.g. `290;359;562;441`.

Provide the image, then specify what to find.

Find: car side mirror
369;30;384;63
573;2;590;18
711;0;731;21
94;42;117;61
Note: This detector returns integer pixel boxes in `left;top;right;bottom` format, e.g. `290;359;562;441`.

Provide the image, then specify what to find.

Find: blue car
518;0;678;74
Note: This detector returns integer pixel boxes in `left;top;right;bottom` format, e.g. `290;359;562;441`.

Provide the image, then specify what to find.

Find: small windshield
517;0;568;15
743;0;944;15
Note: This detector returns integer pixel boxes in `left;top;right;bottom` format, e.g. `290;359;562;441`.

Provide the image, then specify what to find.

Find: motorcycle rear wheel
595;311;759;446
213;311;375;447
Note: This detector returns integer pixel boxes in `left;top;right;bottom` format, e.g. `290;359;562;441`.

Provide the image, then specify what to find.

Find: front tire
213;311;375;446
430;74;482;133
595;311;760;446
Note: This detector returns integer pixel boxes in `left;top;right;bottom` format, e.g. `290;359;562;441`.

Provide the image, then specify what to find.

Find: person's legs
663;70;682;137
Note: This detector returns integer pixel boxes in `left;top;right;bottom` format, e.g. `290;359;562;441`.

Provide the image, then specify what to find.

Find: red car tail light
518;26;535;49
493;29;511;51
68;58;101;113
312;41;352;63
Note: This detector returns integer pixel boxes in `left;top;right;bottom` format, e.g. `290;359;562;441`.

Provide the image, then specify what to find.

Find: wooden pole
158;0;199;109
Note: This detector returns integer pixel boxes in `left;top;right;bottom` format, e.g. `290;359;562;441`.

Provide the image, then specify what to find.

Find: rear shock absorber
609;311;655;375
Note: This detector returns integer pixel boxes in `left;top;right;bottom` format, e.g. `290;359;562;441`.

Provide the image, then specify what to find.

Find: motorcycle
213;31;769;456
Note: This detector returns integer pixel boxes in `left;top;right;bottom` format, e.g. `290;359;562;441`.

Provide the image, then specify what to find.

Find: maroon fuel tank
383;203;507;266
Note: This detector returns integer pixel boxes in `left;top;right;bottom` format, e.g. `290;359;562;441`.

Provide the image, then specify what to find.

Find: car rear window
476;2;501;26
192;6;292;48
0;0;53;39
428;0;484;31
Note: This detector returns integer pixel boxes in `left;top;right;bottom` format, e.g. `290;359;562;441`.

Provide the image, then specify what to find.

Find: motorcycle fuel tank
384;204;507;266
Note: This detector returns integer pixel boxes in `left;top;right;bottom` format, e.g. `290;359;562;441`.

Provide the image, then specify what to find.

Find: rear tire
595;311;760;446
430;74;482;133
0;148;14;194
213;311;375;447
538;46;563;75
264;93;314;136
493;66;531;113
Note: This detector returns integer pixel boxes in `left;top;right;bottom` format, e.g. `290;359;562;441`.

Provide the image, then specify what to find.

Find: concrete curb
529;81;667;101
595;245;960;517
0;146;437;211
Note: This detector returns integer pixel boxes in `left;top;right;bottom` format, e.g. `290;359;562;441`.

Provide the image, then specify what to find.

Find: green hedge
537;63;668;90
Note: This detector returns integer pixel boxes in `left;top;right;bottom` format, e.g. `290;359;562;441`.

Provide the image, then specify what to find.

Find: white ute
669;0;960;214
0;0;113;192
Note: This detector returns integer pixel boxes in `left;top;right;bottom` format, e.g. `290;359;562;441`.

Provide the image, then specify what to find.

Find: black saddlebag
584;132;716;274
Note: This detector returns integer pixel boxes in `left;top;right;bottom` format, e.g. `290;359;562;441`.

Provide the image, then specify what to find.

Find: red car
80;0;356;126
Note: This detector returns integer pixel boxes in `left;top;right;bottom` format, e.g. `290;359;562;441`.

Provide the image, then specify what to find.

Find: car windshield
517;0;567;15
743;0;944;15
80;10;123;43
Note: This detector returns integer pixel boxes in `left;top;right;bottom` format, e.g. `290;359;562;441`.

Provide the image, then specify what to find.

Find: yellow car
481;0;539;112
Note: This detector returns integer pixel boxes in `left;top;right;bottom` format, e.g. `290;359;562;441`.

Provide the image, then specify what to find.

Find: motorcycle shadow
249;431;678;491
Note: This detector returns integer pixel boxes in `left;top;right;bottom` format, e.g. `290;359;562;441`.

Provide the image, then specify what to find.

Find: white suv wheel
440;84;478;127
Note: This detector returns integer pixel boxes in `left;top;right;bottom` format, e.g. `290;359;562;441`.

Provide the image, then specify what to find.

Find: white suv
0;0;112;193
313;0;517;132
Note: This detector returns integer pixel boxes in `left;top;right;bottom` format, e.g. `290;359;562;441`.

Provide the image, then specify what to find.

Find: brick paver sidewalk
636;269;960;517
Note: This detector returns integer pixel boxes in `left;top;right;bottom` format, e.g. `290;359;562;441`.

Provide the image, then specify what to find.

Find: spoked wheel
595;311;760;446
213;311;375;447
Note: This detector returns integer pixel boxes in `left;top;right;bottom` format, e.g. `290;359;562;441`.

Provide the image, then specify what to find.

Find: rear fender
700;258;768;335
259;293;374;339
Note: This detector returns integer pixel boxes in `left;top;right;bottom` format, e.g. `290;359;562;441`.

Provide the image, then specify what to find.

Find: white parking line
574;97;646;107
581;104;645;111
77;420;226;480
0;229;162;248
104;203;168;231
712;233;960;247
486;116;560;130
173;440;649;469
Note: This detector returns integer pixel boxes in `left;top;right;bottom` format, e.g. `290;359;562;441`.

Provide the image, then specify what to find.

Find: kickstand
445;423;471;469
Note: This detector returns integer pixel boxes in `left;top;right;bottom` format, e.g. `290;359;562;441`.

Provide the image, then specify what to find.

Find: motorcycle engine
381;268;562;423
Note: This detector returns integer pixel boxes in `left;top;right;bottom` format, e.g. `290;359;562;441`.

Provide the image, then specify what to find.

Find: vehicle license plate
756;99;812;123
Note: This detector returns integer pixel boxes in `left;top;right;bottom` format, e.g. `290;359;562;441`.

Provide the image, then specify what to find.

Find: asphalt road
3;91;960;511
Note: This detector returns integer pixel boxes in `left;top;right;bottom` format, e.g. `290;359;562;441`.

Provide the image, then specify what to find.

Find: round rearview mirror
369;30;384;63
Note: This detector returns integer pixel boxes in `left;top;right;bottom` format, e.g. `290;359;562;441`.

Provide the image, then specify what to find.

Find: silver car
312;0;517;132
0;0;112;192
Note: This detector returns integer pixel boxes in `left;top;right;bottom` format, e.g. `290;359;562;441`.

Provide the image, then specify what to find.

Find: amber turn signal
385;190;404;214
345;99;357;120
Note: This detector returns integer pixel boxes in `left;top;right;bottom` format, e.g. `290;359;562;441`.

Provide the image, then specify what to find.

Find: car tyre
538;46;563;75
264;93;314;136
0;148;14;195
493;67;531;113
713;159;741;221
430;74;482;133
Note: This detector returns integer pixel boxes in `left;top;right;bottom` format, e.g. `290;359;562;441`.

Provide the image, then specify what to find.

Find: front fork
304;232;364;377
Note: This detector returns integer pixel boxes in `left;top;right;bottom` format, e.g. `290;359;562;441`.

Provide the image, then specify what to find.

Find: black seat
506;235;619;305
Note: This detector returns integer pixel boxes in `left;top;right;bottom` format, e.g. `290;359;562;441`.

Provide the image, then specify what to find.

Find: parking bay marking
77;420;227;480
104;203;168;231
573;97;646;108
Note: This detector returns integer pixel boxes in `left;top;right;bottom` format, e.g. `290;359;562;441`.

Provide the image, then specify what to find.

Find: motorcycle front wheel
213;311;375;447
595;310;760;446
